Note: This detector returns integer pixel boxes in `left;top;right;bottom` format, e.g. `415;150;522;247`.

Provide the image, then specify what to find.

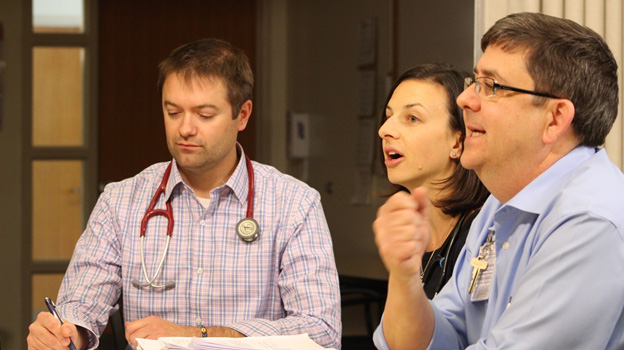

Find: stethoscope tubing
133;154;256;289
138;235;172;288
244;154;254;218
430;211;470;296
140;162;174;238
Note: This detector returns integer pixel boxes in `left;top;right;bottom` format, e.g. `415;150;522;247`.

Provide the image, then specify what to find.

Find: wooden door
98;0;257;184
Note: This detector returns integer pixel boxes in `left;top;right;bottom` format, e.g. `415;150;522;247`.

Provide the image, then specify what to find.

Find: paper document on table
137;337;192;350
136;333;336;350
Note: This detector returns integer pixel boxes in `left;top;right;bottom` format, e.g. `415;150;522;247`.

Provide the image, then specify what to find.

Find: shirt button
503;242;510;250
200;220;206;226
197;267;203;275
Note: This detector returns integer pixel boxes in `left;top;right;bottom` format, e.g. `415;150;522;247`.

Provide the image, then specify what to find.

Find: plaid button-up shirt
58;150;341;349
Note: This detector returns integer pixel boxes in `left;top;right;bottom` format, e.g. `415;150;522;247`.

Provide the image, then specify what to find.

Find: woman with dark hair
377;64;489;298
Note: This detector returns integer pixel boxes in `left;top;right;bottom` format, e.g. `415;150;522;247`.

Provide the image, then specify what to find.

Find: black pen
44;297;77;350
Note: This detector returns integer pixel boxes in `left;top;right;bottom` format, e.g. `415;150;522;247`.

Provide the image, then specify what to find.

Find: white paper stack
136;333;336;350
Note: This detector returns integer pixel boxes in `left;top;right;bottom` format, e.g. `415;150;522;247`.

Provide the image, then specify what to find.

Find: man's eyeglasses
464;76;561;99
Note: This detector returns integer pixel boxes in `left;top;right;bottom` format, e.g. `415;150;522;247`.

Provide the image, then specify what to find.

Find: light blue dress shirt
374;146;624;349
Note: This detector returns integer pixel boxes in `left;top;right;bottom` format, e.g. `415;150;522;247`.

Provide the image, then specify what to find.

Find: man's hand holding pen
26;298;88;350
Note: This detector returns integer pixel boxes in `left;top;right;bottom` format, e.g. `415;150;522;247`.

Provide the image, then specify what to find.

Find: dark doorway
98;0;257;184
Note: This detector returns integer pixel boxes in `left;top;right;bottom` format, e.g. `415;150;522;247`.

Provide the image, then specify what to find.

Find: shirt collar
223;145;251;206
164;159;184;201
505;146;597;214
162;143;250;205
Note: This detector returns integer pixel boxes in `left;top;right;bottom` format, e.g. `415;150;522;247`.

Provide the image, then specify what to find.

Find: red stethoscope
131;154;259;289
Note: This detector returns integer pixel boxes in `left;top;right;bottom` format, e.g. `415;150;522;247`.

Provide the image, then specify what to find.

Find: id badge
470;230;496;302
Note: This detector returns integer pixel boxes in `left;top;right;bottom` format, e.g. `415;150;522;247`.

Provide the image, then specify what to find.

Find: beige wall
397;0;475;73
279;0;475;281
285;1;392;281
277;0;474;337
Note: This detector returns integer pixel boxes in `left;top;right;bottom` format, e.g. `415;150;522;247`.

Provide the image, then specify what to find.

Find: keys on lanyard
469;229;495;301
469;256;488;294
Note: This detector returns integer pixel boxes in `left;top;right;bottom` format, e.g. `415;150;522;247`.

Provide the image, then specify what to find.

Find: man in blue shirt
373;12;624;350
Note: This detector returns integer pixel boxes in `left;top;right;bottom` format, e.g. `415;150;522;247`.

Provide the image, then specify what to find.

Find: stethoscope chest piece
236;217;260;242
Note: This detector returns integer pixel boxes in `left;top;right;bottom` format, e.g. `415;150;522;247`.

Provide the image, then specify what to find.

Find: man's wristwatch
199;324;208;337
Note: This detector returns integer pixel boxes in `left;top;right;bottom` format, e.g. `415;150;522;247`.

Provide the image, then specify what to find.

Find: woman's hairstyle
379;63;489;216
